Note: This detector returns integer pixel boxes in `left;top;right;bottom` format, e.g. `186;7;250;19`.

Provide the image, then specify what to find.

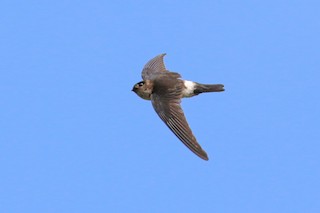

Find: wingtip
194;149;209;161
200;153;209;161
159;53;166;58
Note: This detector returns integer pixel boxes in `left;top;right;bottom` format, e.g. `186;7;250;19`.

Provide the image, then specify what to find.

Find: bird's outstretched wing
151;75;208;160
142;53;168;80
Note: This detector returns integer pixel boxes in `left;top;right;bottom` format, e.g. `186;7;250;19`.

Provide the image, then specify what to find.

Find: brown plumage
132;53;224;160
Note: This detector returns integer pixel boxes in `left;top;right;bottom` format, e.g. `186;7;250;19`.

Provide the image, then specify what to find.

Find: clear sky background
1;0;319;212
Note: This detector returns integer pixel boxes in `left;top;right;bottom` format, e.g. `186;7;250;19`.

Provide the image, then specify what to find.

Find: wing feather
142;53;167;80
151;77;208;160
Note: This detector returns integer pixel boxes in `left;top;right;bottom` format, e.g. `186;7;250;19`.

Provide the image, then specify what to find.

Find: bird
132;53;224;160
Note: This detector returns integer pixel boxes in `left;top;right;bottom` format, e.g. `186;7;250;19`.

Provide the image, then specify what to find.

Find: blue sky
1;0;319;212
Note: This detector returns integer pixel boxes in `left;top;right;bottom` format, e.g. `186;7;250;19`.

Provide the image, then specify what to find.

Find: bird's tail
194;83;225;95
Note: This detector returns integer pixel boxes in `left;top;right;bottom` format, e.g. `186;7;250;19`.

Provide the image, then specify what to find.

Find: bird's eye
138;82;144;86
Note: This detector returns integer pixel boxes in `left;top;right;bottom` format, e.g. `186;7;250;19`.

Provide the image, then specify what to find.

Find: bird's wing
151;76;208;160
142;53;168;80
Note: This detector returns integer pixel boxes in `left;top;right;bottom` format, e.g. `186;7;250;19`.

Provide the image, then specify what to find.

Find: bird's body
132;53;224;160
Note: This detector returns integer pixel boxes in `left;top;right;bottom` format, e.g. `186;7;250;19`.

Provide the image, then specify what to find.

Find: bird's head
132;81;145;92
132;81;152;100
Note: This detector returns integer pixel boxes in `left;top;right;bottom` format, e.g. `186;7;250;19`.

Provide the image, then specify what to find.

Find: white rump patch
183;80;196;97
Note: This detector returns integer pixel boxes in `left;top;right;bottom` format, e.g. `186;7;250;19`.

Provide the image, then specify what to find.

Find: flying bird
132;53;224;160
